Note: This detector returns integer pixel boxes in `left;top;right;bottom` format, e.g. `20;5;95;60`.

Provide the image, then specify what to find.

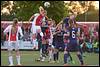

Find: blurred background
1;1;99;22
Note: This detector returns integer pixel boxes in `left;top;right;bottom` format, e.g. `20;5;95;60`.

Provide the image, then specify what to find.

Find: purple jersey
63;17;70;28
69;27;78;41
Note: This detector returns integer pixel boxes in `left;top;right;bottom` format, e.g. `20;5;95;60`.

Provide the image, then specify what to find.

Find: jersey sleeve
42;17;45;22
3;25;11;34
34;13;39;17
18;26;23;37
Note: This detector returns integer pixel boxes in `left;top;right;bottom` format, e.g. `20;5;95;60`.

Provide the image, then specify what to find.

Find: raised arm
28;15;34;23
45;15;49;20
3;25;11;35
55;20;63;29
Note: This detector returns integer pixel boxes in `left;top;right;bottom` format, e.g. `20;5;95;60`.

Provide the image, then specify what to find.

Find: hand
68;39;70;43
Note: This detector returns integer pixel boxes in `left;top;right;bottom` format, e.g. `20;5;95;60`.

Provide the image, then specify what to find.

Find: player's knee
54;48;58;53
64;50;68;54
37;29;41;33
15;50;20;56
77;51;81;55
8;50;13;56
55;49;58;52
33;34;37;39
40;32;44;37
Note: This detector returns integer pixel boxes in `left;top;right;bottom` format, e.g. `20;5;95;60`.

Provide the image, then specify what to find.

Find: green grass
1;50;99;66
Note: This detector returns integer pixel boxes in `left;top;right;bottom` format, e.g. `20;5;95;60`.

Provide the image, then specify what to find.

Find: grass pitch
1;50;99;66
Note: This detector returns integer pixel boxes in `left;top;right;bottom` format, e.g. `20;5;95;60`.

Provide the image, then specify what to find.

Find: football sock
16;55;21;65
64;52;69;64
77;54;84;65
68;52;72;61
8;56;13;65
54;52;57;61
56;51;59;60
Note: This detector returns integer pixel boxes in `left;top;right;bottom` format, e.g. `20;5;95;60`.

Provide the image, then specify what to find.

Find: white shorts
7;41;19;51
48;38;53;45
32;25;41;34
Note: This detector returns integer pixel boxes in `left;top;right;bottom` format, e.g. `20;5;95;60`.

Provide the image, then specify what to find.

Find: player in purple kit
53;25;65;63
64;19;84;66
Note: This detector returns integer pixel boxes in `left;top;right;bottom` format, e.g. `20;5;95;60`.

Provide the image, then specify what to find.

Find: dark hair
13;18;18;24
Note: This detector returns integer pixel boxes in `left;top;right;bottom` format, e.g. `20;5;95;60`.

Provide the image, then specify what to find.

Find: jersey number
72;31;75;38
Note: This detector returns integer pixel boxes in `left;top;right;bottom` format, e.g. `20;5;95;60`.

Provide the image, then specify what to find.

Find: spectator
21;23;24;35
23;27;30;41
1;27;4;46
93;39;99;53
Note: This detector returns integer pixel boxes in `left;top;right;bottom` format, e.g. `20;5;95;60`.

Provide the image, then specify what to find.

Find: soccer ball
44;2;50;8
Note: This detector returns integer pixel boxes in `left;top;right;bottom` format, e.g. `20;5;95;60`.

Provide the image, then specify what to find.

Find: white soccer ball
44;2;50;8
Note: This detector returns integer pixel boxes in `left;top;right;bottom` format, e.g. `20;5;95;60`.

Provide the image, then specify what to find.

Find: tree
44;1;67;23
1;1;67;24
76;10;99;22
64;1;99;22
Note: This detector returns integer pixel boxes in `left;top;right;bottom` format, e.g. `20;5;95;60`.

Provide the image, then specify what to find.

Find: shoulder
7;25;12;28
18;26;22;29
34;13;40;16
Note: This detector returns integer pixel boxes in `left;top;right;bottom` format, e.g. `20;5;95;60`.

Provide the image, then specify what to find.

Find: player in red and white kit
4;18;23;66
29;6;48;50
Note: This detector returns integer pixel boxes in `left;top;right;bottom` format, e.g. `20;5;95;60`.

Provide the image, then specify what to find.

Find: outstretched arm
45;15;49;20
4;25;10;35
28;15;34;23
55;20;63;29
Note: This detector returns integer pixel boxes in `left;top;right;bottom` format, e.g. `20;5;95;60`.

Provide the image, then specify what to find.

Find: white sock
8;56;13;65
42;57;45;61
33;39;37;48
49;50;53;61
36;46;38;49
35;41;38;49
40;32;44;37
40;48;42;58
16;55;21;65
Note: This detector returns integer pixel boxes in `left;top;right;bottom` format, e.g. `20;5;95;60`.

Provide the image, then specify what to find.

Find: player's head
13;18;18;26
52;20;56;27
68;19;75;28
69;12;77;20
69;14;75;20
48;18;52;26
39;6;45;16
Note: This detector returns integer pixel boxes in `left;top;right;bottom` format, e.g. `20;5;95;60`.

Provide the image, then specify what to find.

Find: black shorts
54;42;64;50
42;44;48;54
67;40;80;51
41;27;48;33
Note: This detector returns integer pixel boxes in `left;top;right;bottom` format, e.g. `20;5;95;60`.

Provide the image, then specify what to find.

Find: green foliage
1;1;99;23
76;10;99;22
1;1;67;23
12;1;42;21
44;1;66;23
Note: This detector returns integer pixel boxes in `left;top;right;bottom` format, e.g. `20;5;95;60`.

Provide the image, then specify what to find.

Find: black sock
54;53;56;61
56;51;59;61
64;53;69;64
79;46;83;55
77;54;84;65
68;52;72;61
